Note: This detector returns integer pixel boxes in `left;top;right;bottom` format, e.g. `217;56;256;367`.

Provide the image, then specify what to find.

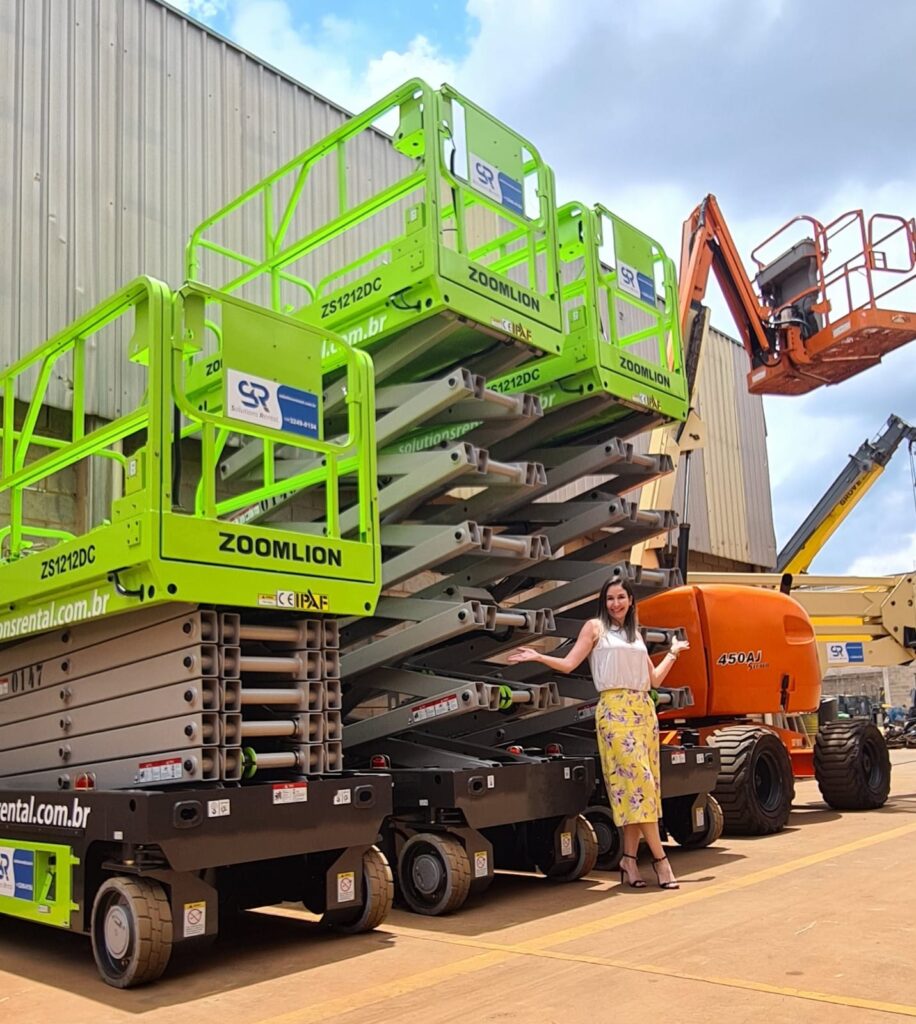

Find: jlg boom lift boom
776;413;916;574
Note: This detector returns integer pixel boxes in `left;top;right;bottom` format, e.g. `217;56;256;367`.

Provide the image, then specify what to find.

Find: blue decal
497;172;524;217
13;850;34;900
277;386;319;439
845;642;865;663
636;272;656;306
0;849;35;901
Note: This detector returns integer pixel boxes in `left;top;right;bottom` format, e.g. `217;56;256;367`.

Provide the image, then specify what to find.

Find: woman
508;577;689;889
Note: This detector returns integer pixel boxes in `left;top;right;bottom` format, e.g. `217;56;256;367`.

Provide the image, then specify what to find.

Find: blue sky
172;0;916;575
192;0;476;68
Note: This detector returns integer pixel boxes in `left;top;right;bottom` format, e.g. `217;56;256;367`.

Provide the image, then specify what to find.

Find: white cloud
363;36;458;107
226;3;457;113
168;0;227;19
847;533;916;576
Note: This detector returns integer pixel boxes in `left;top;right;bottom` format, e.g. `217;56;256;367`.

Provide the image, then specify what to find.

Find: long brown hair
596;577;638;643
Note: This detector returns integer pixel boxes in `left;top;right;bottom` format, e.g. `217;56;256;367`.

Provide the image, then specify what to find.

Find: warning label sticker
411;693;459;723
337;871;356;903
207;799;231;818
560;831;573;857
183;901;206;938
137;757;182;783
474;851;488;878
273;782;308;804
575;701;598;721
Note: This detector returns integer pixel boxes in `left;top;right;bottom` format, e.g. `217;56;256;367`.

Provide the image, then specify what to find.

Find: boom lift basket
748;209;916;394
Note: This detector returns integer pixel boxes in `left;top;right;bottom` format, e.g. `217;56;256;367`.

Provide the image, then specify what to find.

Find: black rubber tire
708;726;795;835
90;876;173;988
666;794;725;849
397;833;472;916
584;804;624;870
322;846;394;933
545;815;599;881
814;720;891;810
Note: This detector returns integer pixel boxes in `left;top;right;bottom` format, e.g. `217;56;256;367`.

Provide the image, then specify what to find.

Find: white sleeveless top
588;622;651;693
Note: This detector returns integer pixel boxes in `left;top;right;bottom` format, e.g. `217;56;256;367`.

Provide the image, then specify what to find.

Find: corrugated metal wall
0;0;405;417
669;327;777;569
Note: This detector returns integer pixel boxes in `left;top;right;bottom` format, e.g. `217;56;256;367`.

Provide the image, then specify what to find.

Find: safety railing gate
0;278;380;642
187;80;564;384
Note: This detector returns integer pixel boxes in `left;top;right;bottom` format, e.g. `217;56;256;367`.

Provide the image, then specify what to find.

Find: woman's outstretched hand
671;637;690;657
507;646;542;664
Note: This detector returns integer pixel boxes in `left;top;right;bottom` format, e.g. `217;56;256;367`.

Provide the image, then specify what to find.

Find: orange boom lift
634;196;913;836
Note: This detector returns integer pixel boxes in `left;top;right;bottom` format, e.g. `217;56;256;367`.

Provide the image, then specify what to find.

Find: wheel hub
591;819;614;854
411;852;444;895
104;904;131;960
754;754;781;811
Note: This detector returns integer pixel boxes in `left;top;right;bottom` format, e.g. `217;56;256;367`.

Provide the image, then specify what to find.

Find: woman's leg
638;821;678;885
620;824;645;883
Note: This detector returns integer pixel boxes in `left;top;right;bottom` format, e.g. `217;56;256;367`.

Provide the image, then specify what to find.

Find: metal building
0;0;776;568
671;326;777;571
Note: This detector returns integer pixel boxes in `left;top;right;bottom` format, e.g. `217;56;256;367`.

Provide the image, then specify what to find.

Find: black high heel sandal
618;854;647;888
651;856;680;890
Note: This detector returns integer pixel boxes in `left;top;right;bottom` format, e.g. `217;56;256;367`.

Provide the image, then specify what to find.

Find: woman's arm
647;636;690;687
507;620;599;674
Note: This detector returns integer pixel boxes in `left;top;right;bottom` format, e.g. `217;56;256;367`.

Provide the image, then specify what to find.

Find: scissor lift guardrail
391;202;688;458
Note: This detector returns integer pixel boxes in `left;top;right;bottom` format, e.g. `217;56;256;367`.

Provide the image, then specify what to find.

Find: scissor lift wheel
90;876;173;988
397;833;472;916
322;846;394;933
543;815;599;881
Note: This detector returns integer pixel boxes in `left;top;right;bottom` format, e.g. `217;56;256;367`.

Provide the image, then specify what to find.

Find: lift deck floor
2;750;913;1024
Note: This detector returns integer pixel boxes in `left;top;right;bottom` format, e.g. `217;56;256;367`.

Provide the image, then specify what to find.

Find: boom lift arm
679;194;777;375
776;414;916;574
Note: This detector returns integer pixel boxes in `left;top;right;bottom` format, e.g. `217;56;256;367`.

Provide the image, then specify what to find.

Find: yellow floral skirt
595;689;661;826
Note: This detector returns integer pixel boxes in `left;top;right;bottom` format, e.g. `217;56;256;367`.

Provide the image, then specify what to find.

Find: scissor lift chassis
354;756;595;912
0;775;393;981
386;758;590;862
419;694;721;866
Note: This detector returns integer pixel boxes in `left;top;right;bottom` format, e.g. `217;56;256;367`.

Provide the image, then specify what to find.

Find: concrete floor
2;751;914;1024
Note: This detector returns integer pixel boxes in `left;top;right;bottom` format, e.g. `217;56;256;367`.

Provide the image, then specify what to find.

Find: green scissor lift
394;200;687;456
184;79;712;911
0;278;395;984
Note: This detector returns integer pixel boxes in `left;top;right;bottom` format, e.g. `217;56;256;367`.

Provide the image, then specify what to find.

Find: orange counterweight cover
641;585;822;718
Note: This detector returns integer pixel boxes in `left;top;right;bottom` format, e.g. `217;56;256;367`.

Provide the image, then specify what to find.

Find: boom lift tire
322;846;394;933
584;804;624;870
665;793;725;849
708;726;795;835
814;720;891;810
90;877;173;988
543;815;599;881
397;833;472;916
